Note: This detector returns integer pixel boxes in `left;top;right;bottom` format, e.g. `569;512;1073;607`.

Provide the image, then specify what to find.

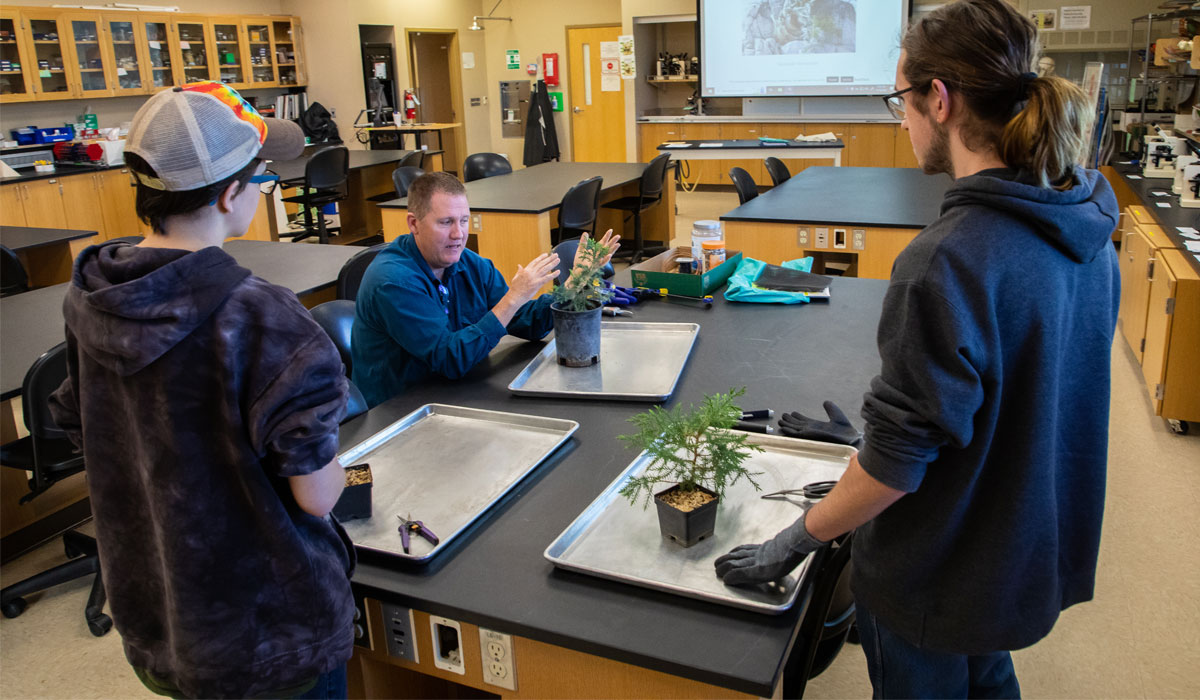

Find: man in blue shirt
353;171;617;407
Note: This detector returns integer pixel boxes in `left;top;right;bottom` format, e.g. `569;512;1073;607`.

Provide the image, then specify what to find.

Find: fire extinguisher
403;89;419;123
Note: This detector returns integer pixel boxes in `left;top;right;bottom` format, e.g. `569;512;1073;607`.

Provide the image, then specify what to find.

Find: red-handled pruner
397;514;439;554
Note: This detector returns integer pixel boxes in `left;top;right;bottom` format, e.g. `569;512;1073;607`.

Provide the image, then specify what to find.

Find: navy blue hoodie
49;242;355;697
853;166;1119;653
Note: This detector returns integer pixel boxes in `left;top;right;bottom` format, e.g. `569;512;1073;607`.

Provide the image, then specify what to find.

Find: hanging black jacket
523;79;560;167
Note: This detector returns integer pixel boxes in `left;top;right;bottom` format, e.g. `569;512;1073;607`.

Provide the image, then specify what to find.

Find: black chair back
558;176;603;235
764;157;791;187
306;145;350;191
309;300;356;376
551;239;614;286
391;166;426;199
729;167;759;205
462;152;512;182
1;245;29;297
782;532;856;698
337;242;387;301
399;150;424;169
22;342;71;442
343;381;368;424
639;153;672;202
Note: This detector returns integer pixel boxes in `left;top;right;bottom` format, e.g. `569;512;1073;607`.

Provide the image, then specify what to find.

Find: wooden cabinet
59;172;106;241
0;10;36;103
893;125;920;169
1140;248;1200;423
678;123;721;185
846;124;896;168
102;14;148;96
60;12;113;98
19;10;73;100
0;183;26;225
272;17;304;86
140;16;176;90
638;123;683;164
20;178;70;228
208;16;247;88
98;167;145;238
718;122;763;185
241;18;275;87
173;16;214;85
1117;206;1173;363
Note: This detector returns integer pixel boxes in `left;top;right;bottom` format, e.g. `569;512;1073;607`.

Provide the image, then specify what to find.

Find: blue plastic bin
10;127;37;146
34;126;75;144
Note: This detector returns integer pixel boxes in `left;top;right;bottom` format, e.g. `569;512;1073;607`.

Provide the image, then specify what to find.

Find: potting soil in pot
658;488;715;512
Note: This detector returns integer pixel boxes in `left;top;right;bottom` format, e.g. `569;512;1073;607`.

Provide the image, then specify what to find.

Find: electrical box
378;603;418;663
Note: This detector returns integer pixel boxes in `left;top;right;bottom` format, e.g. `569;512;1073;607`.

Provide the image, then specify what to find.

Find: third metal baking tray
508;321;699;401
544;433;856;614
338;404;578;562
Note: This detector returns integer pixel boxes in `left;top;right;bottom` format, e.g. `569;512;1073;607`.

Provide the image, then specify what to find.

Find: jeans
856;602;1021;699
293;664;348;700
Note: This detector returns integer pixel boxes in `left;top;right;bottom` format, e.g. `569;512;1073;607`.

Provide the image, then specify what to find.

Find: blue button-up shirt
351;234;554;407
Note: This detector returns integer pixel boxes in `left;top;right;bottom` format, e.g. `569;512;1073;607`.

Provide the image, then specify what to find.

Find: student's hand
714;512;827;586
573;229;621;269
509;252;560;303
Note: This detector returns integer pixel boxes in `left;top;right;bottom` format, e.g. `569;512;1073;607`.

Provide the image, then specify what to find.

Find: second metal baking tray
338;404;578;562
508;321;700;401
544;433;856;614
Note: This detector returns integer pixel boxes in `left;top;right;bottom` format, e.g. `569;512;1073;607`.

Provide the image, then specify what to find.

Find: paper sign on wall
506;49;519;69
1029;10;1056;30
548;91;563;111
373;62;386;79
601;58;617;74
1060;6;1091;30
600;41;618;59
617;34;636;79
601;74;620;91
462;52;475;69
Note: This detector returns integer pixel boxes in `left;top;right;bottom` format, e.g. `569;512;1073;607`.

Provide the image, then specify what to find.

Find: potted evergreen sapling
619;389;764;546
550;234;615;366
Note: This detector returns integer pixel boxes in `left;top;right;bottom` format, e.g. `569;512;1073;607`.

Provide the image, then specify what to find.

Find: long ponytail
1000;76;1093;189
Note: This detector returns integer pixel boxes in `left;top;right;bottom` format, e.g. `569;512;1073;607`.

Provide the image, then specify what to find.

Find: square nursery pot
654;484;719;547
332;464;373;522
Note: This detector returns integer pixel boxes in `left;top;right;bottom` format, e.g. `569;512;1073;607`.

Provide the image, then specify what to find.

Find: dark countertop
1;225;97;252
340;277;888;696
1;240;358;401
1110;163;1200;275
658;139;845;150
268;149;440;182
721;166;951;228
1;161;119;185
378;162;649;214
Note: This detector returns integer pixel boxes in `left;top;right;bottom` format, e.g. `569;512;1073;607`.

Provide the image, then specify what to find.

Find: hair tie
1017;71;1038;100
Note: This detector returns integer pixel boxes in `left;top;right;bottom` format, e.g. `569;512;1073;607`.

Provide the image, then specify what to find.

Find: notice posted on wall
1030;10;1056;30
618;34;636;79
1059;6;1091;30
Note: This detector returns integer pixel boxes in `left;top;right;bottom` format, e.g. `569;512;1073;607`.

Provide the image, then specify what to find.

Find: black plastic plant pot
332;465;373;522
653;484;719;547
550;302;602;367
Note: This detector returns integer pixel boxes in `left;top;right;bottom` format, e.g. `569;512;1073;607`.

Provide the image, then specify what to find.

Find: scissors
397;514;439;554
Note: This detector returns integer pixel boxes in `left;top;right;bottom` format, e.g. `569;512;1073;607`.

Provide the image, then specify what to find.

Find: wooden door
20;10;75;100
61;13;113;98
0;184;26;226
20;179;68;228
568;25;626;163
209;17;247;88
1118;228;1156;363
102;13;148;96
140;15;177;90
99;167;144;238
60;173;106;242
172;16;213;85
0;10;37;103
241;18;276;87
846;124;896;168
719;122;764;185
1140;247;1176;411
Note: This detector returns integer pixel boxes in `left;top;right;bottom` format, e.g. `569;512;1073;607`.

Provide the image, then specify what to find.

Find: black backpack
300;102;341;145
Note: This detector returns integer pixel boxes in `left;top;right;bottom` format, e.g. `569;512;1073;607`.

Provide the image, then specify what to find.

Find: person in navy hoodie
715;0;1120;696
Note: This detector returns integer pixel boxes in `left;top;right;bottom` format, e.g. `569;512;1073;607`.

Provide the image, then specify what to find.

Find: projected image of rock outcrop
742;0;857;55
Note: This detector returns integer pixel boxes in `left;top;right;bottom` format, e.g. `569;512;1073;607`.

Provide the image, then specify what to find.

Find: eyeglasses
882;85;918;121
250;172;280;195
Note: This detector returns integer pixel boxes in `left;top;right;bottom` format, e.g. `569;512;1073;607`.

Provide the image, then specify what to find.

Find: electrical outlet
797;227;809;246
330;107;336;118
379;603;418;663
352;596;369;649
471;214;482;232
479;628;516;691
833;228;847;249
852;229;866;250
815;227;829;248
429;616;465;675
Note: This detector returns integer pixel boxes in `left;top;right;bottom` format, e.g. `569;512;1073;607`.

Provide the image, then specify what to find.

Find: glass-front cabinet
21;11;73;99
104;15;145;95
242;19;274;86
173;17;212;84
141;16;174;90
0;10;35;102
63;14;112;97
209;19;245;87
272;18;303;86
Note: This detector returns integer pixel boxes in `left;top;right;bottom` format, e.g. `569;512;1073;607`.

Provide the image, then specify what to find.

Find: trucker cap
125;81;305;192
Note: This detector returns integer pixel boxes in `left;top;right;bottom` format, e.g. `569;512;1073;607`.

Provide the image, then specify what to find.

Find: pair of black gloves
714;401;861;586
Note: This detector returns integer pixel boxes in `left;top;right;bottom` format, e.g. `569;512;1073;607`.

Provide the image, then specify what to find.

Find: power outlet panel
379;603;418;663
797;227;809;246
833;228;847;249
852;229;866;250
815;227;829;248
479;628;517;691
429;615;466;675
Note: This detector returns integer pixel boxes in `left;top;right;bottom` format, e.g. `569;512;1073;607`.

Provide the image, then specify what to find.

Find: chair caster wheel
64;540;81;559
2;597;28;619
87;613;113;636
1168;419;1189;435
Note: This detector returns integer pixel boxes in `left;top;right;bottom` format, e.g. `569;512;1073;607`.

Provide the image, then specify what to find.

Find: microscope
1180;162;1200;209
1142;128;1189;179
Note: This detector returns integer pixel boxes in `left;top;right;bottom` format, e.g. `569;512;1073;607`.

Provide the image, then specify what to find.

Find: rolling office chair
336;242;388;301
782;532;857;698
391;166;426;199
764;157;792;187
462;152;512;182
1;244;30;297
550;176;603;246
280;145;349;244
0;342;112;636
729;166;759;205
398;150;424;170
307;300;367;422
551;238;614;287
602;153;672;264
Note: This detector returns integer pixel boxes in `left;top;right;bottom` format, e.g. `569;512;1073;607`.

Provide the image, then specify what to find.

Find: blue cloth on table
723;256;816;304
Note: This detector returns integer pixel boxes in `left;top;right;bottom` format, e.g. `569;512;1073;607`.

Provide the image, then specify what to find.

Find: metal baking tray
544;433;856;614
508;321;700;401
337;404;578;562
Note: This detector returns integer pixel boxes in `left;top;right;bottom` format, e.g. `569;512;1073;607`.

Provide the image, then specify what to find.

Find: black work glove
779;400;864;449
714;508;827;586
